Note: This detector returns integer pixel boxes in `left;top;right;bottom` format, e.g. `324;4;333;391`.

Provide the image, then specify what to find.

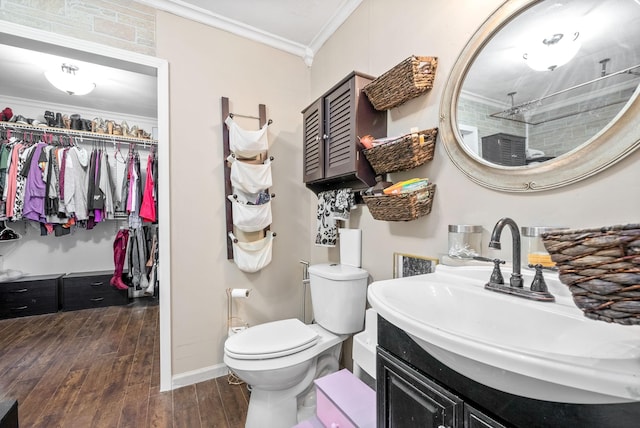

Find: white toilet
223;262;369;428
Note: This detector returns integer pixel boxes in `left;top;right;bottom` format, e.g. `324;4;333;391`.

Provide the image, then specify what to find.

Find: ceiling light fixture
44;63;96;96
523;32;581;72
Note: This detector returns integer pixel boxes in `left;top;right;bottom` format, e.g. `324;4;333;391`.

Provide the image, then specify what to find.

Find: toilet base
244;344;342;428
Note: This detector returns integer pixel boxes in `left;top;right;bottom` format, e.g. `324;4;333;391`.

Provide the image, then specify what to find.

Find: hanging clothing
4;141;22;219
100;151;116;220
140;153;156;223
63;146;90;220
22;142;47;223
127;226;148;290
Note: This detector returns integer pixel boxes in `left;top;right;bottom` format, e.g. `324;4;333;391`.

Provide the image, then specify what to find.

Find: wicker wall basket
363;56;438;111
363;128;438;175
363;183;436;222
541;224;640;325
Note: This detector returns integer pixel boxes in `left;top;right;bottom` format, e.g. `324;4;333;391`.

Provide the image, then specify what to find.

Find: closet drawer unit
61;271;130;311
0;274;62;319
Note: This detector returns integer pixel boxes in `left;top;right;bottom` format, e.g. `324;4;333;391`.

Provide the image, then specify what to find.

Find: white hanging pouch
229;231;274;273
228;195;272;232
225;116;269;158
228;155;272;194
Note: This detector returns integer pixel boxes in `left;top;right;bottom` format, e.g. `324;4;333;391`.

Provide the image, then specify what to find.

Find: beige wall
156;12;311;375
309;0;640;283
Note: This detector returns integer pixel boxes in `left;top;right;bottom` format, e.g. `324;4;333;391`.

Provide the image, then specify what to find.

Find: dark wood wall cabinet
377;316;640;428
61;271;130;311
480;133;526;166
302;71;387;194
0;274;61;319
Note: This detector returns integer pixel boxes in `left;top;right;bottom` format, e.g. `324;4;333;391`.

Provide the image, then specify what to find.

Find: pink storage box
314;369;376;428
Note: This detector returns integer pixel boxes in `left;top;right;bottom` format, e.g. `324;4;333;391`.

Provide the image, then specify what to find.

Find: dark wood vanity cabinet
0;274;62;319
302;71;387;193
378;347;463;427
480;133;526;166
378;347;506;428
377;315;640;428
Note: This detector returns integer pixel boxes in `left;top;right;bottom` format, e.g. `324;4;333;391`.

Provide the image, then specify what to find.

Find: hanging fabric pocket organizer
225;115;270;158
227;194;272;233
228;231;274;273
222;97;276;272
227;155;272;194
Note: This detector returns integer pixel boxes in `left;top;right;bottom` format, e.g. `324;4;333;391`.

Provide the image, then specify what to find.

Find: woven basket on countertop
363;183;436;222
363;56;438;111
541;223;640;325
363;128;438;175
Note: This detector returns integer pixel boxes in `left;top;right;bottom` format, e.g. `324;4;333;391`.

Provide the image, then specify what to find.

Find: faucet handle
489;258;506;285
530;264;548;293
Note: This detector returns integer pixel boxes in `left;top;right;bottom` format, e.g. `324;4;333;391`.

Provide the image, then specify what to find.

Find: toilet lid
225;319;319;360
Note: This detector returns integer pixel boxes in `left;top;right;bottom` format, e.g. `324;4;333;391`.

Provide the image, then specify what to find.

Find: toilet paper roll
230;288;251;298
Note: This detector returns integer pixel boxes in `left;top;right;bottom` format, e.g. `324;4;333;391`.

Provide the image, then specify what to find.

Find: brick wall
0;0;156;55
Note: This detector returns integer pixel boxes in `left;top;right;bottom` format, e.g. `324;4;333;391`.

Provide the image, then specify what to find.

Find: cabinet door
465;405;508;428
303;98;324;182
324;78;357;179
378;348;463;428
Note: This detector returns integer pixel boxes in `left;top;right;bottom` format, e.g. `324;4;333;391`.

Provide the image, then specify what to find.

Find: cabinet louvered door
303;98;324;182
324;79;356;179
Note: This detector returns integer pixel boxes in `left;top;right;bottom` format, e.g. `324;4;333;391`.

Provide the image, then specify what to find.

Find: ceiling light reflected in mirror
522;31;581;71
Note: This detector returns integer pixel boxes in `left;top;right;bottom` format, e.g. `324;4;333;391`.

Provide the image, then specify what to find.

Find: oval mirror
440;0;640;192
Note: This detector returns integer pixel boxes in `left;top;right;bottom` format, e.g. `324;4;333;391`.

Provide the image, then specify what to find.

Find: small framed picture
393;253;439;278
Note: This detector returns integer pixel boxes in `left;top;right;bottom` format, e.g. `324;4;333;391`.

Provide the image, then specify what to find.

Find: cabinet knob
323;134;329;140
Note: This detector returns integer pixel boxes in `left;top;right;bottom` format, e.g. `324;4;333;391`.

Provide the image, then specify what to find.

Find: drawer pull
11;306;28;311
10;288;28;293
90;297;105;302
90;281;104;286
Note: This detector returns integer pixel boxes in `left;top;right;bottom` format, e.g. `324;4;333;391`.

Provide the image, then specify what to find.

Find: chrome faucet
488;217;523;288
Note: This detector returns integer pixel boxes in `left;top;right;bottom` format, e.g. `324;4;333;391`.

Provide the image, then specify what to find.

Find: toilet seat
225;318;319;360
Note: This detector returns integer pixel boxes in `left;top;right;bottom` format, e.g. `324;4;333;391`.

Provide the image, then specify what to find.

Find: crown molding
308;0;363;58
138;0;363;66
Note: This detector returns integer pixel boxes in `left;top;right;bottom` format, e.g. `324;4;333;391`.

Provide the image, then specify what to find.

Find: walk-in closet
0;23;172;393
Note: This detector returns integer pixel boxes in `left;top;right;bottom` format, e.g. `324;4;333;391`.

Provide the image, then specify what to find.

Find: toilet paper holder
226;288;251;336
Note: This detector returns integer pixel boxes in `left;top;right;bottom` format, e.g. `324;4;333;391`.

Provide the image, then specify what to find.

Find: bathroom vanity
377;316;640;428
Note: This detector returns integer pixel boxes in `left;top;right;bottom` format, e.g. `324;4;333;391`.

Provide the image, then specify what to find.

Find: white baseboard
171;363;229;389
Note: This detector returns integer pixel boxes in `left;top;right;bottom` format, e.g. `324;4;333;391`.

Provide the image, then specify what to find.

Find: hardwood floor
0;299;249;427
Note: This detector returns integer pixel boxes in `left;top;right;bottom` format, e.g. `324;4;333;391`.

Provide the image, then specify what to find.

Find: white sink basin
367;264;640;404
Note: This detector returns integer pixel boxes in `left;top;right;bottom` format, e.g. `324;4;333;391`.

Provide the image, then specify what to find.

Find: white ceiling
0;0;361;120
138;0;363;65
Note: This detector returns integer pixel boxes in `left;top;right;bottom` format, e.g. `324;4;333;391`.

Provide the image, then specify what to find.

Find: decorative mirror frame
439;0;640;192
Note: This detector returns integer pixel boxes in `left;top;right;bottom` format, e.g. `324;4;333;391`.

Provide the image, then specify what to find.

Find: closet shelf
0;121;157;146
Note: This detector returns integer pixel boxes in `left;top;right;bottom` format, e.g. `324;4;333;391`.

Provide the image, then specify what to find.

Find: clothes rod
0;121;158;146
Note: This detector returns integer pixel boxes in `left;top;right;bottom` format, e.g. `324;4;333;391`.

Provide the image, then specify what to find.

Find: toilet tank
308;263;369;334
